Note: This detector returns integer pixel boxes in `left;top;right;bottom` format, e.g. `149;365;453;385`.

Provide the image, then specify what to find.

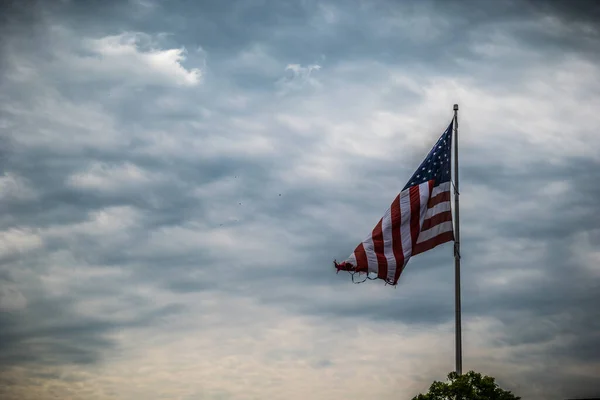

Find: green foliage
412;371;521;400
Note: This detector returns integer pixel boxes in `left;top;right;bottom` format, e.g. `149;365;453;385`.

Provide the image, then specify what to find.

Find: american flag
335;121;455;285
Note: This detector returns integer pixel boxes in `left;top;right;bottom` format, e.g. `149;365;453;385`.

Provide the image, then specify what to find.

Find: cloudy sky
1;0;600;399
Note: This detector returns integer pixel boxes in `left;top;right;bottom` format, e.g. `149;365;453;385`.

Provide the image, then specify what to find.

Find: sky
0;0;599;399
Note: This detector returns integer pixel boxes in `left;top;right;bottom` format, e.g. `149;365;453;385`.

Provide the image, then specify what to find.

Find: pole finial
453;104;459;111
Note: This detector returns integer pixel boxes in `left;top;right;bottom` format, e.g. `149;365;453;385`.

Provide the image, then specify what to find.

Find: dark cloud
0;288;185;369
0;0;599;399
527;0;600;24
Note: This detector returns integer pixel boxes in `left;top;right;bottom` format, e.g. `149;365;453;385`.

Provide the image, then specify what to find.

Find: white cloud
67;162;156;192
14;26;202;88
0;228;43;256
0;173;37;201
276;63;322;95
133;122;277;161
571;230;600;277
1;89;122;153
77;32;201;86
44;206;141;245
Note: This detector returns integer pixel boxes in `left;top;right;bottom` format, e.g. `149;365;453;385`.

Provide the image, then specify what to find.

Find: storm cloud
0;0;599;399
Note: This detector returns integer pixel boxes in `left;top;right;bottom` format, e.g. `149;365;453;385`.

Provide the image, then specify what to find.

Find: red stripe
372;218;388;280
421;209;452;231
390;195;403;278
409;185;421;247
428;190;451;208
391;186;422;285
412;231;454;256
353;243;369;273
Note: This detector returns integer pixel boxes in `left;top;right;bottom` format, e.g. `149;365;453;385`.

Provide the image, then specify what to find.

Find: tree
412;371;521;400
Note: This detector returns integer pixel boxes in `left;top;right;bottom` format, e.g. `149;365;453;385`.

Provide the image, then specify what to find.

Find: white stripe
362;234;379;275
385;194;404;282
346;252;357;266
424;201;451;219
386;188;412;282
418;182;431;228
417;221;454;243
399;188;413;267
381;203;396;272
432;181;451;197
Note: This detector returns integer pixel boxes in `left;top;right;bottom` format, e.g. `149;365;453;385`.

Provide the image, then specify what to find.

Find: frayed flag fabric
335;121;455;286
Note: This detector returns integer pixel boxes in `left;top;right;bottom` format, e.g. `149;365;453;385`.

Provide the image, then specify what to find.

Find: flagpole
453;104;462;375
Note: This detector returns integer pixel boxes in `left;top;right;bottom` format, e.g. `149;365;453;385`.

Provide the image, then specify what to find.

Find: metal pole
453;104;462;375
